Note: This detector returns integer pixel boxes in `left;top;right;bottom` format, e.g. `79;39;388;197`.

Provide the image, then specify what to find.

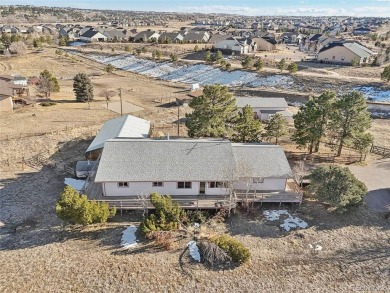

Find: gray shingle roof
86;115;151;153
232;144;292;178
319;41;374;58
235;97;288;109
94;139;292;182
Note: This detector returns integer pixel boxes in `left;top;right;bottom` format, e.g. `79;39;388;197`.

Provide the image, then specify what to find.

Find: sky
2;0;390;17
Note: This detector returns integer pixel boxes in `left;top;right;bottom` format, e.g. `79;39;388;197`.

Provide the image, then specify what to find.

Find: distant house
183;31;210;43
353;27;371;36
133;30;160;42
215;37;251;55
85;115;151;160
159;32;184;43
280;32;303;44
80;30;108;42
88;139;302;209
102;29;126;42
252;36;277;51
318;41;375;65
235;97;293;123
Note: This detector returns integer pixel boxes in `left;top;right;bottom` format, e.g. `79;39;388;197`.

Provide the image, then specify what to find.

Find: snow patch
263;210;308;231
64;178;85;192
354;86;390;103
187;240;201;262
83;53;295;88
263;210;289;221
121;226;138;249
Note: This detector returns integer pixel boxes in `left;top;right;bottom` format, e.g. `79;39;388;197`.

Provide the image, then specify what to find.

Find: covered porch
84;180;303;210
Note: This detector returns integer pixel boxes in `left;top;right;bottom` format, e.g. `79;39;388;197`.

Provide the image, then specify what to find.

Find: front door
199;182;206;195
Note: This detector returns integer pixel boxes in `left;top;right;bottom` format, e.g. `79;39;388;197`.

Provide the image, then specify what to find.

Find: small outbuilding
86;115;151;160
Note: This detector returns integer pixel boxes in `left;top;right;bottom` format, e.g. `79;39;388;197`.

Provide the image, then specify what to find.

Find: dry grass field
1;48;390;292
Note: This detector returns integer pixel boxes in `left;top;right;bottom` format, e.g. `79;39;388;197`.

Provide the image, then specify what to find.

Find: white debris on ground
194;222;200;229
121;226;138;249
309;243;323;251
263;210;308;231
187;240;201;262
64;178;85;192
84;53;295;88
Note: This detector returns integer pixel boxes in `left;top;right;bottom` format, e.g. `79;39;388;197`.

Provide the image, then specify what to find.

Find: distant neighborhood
0;5;389;66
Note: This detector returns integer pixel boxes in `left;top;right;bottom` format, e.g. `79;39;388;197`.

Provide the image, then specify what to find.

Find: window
118;182;129;188
177;182;192;189
152;182;163;187
209;182;224;188
252;178;264;184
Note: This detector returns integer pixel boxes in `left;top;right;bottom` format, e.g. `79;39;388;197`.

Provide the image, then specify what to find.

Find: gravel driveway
349;158;390;212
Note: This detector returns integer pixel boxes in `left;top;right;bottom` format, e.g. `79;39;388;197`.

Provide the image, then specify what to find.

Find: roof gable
86;115;151;153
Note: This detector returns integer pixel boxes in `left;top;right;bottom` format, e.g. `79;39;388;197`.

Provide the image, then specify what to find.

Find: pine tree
292;91;335;153
329;91;371;156
309;165;367;211
287;62;298;73
381;65;390;82
37;69;60;98
263;113;288;144
351;132;374;161
241;55;252;69
232;105;262;142
204;50;212;63
73;73;94;103
58;37;67;46
278;58;286;72
185;84;238;138
56;186;116;225
254;58;264;71
215;50;223;62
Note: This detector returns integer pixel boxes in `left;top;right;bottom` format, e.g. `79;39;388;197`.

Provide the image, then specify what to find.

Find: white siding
102;178;285;196
104;181;201;196
318;46;359;64
234;178;286;191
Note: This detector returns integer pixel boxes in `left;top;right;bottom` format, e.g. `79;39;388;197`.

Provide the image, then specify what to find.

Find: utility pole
118;88;123;116
177;104;180;137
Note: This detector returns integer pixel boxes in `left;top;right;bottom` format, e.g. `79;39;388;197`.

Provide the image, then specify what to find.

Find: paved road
349;158;390;212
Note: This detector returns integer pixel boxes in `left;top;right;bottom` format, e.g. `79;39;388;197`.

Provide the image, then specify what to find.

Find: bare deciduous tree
99;89;116;108
9;41;27;55
292;161;309;187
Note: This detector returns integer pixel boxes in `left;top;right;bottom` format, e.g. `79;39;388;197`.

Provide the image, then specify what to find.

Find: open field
1;47;390;292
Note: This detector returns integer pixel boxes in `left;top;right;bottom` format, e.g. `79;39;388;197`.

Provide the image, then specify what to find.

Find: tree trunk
337;139;344;157
314;139;320;153
275;136;278;145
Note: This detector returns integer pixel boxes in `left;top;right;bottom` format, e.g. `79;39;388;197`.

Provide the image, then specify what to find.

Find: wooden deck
85;180;303;210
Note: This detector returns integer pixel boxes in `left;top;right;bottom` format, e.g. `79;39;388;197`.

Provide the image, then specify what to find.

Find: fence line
285;151;362;164
370;145;390;157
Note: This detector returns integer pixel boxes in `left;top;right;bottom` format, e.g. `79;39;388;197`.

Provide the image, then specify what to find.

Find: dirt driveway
349;158;390;212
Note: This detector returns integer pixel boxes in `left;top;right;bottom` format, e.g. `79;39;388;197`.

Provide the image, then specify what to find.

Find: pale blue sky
2;0;390;16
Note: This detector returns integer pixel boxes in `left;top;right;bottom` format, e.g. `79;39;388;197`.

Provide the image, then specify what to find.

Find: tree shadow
364;188;390;212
